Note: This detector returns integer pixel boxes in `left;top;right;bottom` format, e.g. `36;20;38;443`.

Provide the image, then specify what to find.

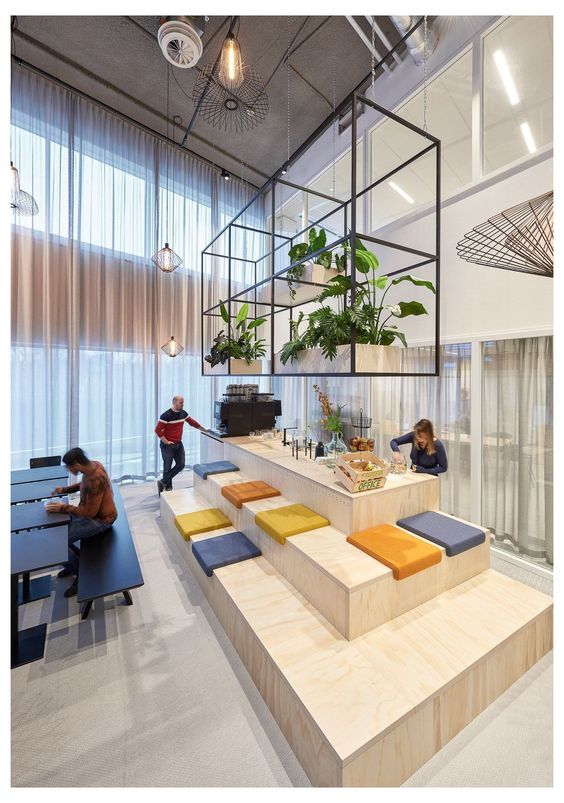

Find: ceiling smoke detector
158;16;205;68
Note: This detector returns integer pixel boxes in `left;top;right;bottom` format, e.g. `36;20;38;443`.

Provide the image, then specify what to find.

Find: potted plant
204;301;268;375
276;240;435;373
312;383;347;466
284;227;342;302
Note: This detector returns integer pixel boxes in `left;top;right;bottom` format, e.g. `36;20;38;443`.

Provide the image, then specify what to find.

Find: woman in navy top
390;418;448;476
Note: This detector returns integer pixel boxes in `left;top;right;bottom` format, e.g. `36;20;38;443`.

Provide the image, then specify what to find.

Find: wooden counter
200;431;439;534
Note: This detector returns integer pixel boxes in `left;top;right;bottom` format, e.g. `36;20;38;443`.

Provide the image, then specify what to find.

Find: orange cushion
221;480;281;509
346;524;442;580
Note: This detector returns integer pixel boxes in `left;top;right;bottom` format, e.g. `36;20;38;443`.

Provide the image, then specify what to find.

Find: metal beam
345;16;393;75
365;16;402;65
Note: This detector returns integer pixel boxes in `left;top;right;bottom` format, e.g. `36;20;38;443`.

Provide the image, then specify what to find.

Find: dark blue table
11;480;68;505
11;500;70;533
11;466;68;485
11;526;69;668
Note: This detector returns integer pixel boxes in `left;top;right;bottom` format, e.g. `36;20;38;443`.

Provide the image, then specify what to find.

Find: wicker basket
334;452;389;493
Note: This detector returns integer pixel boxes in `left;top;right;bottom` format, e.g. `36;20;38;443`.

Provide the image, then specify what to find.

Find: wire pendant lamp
161;335;184;357
10;161;38;216
193;19;268;133
456;191;553;277
151;65;183;273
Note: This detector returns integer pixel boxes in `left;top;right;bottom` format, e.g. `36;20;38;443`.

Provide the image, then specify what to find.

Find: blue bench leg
123;590;133;606
81;600;93;620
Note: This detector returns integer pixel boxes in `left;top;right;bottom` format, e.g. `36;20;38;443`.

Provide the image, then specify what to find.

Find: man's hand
52;486;65;495
45;502;65;513
161;438;173;446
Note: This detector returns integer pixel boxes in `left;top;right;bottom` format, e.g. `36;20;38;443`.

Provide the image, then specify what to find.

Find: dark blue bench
192;460;239;480
77;484;144;620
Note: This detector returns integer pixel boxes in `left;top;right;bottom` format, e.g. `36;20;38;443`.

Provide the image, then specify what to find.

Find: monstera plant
279;240;435;363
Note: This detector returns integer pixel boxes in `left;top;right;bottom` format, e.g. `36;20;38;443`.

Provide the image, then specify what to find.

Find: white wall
378;156;553;343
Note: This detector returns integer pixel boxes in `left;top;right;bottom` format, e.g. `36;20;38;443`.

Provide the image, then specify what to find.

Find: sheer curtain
11;64;256;477
482;337;553;565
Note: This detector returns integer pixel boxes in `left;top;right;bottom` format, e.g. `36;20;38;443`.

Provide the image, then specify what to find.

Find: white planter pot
203;358;269;376
273;261;340;306
274;344;402;374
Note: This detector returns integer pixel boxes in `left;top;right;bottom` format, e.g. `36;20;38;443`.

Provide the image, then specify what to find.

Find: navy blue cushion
192;460;239;480
396;511;485;557
192;531;261;577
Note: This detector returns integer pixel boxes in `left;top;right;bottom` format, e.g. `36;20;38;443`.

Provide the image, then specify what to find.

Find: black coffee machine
213;397;282;437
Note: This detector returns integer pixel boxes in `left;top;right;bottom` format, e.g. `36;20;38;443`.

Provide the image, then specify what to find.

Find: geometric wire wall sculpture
192;63;269;132
456;191;553;277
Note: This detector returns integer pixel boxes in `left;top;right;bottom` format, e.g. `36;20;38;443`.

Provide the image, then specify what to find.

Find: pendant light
151;64;183;273
218;22;244;91
161;335;184;357
10;161;38;217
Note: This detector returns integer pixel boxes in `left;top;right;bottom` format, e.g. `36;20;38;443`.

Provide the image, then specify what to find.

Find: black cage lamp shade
456;191;553;277
161;336;184;357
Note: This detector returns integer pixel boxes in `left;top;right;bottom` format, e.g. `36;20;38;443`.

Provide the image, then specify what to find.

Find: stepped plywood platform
158;436;552;785
160;483;552;786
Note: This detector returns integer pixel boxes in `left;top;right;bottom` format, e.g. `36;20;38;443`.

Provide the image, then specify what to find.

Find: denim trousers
66;513;113;573
160;441;185;489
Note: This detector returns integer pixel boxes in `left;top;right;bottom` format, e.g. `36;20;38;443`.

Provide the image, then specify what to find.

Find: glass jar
325;432;347;467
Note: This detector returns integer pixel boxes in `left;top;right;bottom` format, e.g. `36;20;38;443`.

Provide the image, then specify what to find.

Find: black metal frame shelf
201;89;441;377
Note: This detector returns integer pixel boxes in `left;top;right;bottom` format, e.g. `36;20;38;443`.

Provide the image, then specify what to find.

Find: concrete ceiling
12;15;411;187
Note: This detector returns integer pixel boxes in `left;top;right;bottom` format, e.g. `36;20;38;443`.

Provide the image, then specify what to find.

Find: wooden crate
335;452;389;493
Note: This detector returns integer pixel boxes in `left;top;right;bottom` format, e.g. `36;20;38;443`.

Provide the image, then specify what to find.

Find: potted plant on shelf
313;383;347;466
284;227;342;302
204;301;268;375
276;239;436;374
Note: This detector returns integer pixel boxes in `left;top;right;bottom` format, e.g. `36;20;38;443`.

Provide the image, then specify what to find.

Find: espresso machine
212;385;282;437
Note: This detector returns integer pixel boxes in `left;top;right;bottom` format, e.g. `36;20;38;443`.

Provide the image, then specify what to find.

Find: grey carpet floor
11;474;553;787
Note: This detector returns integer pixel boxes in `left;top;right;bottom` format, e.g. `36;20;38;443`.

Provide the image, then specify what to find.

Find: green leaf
395;300;428;317
288;243;308;263
235;303;249;328
219;300;229;324
391;275;436;294
247;317;267;330
308;228;318;247
368;276;388;290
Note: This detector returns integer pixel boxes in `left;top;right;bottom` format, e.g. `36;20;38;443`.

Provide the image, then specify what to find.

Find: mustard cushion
174;508;231;541
255;504;330;545
222;481;280;509
346;523;442;580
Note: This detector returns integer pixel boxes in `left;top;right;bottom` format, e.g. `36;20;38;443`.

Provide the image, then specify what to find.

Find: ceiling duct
390;16;438;66
158;16;206;68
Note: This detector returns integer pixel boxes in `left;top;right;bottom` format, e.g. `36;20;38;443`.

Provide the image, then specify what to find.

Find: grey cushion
396;511;485;557
192;531;261;577
192;460;239;480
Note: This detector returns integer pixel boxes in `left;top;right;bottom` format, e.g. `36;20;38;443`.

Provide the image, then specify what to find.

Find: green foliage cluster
279;239;435;364
286;227;338;299
204;302;267;367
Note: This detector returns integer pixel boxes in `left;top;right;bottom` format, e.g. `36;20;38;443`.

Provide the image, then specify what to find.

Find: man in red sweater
155;395;207;494
46;447;117;598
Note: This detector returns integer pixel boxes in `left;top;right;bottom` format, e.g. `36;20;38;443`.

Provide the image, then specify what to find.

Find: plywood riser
193;473;490;640
175;531;552;787
221;443;440;534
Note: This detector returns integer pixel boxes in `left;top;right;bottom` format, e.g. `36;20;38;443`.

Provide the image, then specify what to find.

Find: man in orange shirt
46;447;117;598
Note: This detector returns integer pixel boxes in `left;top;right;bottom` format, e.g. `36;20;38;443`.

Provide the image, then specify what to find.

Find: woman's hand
411;465;418;472
391;452;403;464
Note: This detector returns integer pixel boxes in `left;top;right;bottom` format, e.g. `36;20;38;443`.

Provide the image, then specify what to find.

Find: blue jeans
160;441;185;489
65;514;113;573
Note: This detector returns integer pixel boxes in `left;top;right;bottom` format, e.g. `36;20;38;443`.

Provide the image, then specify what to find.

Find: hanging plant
205;301;267;367
286;227;337;299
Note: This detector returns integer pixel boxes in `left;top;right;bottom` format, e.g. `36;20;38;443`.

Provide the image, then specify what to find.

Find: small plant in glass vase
313;383;347;466
286;227;341;300
204;301;267;370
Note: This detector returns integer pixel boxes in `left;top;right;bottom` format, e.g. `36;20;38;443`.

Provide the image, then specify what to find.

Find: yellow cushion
255;504;330;545
175;508;231;541
346;524;442;580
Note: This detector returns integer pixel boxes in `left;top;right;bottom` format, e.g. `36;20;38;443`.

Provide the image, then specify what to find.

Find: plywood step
176;535;552;786
180;482;490;639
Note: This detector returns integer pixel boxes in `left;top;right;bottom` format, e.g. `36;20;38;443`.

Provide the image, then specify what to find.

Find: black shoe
58;567;76;578
157;480;164;495
64;579;78;598
165;485;173;492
